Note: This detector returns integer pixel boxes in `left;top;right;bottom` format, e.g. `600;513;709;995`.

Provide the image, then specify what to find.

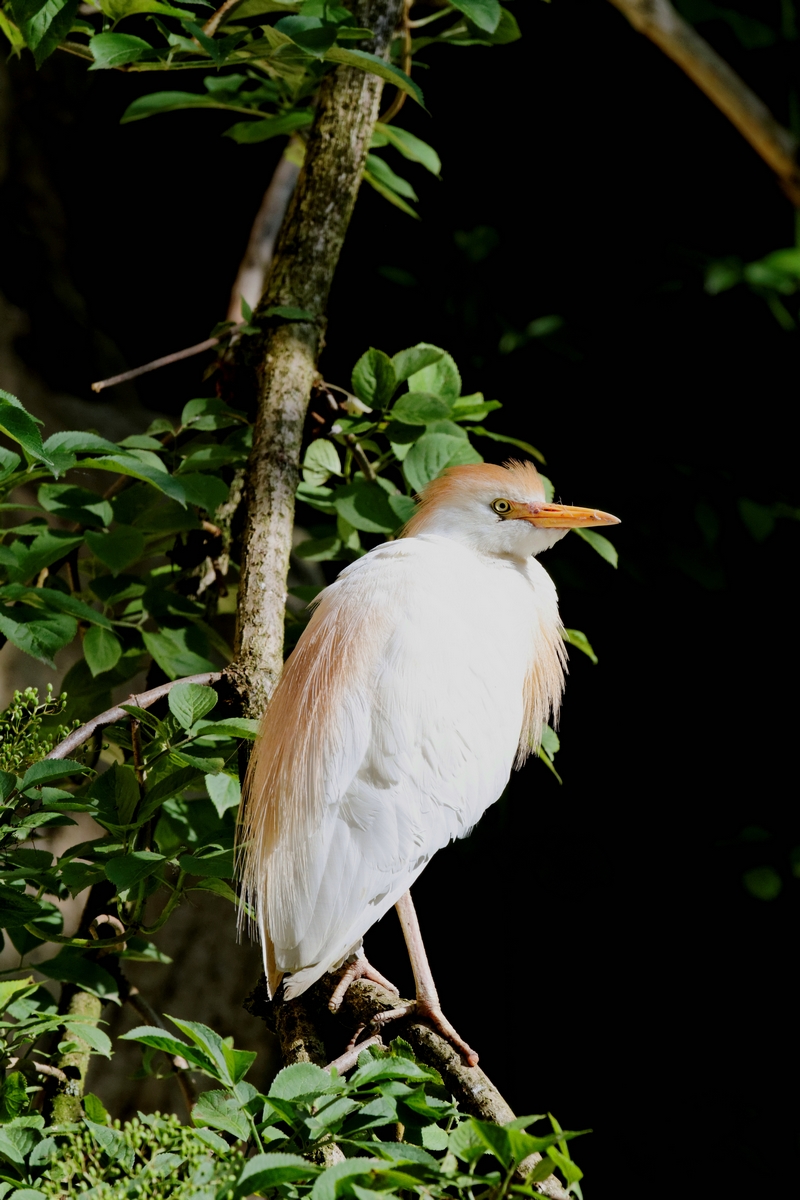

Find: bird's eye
491;498;512;515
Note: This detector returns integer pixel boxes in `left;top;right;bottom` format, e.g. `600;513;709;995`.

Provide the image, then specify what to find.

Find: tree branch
608;0;800;204
43;672;223;761
231;0;404;718
90;338;220;394
227;141;303;324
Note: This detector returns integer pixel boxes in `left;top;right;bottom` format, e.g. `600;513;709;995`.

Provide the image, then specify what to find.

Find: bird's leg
328;955;400;1013
371;890;479;1068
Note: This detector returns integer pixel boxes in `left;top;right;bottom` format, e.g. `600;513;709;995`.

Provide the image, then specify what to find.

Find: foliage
0;1027;587;1197
0;0;520;220
0;339;605;1186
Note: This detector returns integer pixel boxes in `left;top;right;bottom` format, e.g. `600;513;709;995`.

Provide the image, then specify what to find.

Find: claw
371;999;479;1068
328;956;400;1013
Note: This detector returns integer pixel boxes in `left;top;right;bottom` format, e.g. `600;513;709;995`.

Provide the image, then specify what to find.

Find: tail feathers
263;930;283;1000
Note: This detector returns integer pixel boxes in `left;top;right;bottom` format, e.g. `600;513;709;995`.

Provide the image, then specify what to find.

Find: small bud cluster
0;685;74;775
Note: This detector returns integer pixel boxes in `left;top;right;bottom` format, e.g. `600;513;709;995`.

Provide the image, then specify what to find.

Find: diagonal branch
44;672;223;761
608;0;800;205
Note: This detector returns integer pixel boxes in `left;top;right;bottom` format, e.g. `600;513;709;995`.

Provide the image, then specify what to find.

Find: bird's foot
370;999;479;1068
328;957;400;1013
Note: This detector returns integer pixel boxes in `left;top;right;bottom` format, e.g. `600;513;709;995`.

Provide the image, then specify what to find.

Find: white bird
240;460;619;1064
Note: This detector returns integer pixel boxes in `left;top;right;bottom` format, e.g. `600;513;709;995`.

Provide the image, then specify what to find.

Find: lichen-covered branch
608;0;800;204
231;0;404;719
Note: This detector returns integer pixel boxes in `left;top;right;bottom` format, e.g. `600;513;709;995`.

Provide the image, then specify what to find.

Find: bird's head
403;460;620;559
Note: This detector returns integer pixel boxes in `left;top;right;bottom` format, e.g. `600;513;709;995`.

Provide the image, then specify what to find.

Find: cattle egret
240;460;619;1064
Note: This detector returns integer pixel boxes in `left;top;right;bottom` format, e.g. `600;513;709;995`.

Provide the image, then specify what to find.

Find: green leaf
143;627;217;679
743;866;782;900
233;1152;314;1198
105;850;166;891
547;1144;584;1186
192;1088;251;1140
0;976;36;1011
181;397;243;431
0;1071;28;1121
275;12;337;55
303;439;343;486
2;528;85;584
270;1061;333;1100
323;46;424;107
179;473;230;514
21;758;89;789
204;772;240;817
332;481;402;533
351;348;396;406
168;682;218;729
11;0;80;67
89;31;153;68
0;884;43;928
391;345;444;384
0;446;22;481
37;483;113;528
61;1020;112;1058
88;762;140;827
540;723;560;759
363;168;419;218
80;454;187;506
83;627;123;677
562;628;597;665
42;949;119;1001
100;0;198;23
262;305;315;320
122;88;256;123
391;392;453;425
42;431;119;456
403;433;481;493
465;426;546;464
374;123;440;176
85;526;146;575
194;718;259;740
365;155;417;201
406;346;461;400
0;604;76;667
573;527;618;567
450;0;501;33
292;535;343;561
178;848;233;878
224;109;313;143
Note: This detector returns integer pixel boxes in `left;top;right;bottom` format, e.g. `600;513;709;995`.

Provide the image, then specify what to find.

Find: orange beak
509;501;620;528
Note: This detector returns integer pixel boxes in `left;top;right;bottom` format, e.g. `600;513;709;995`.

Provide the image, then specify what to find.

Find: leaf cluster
0;1024;587;1198
0;0;520;222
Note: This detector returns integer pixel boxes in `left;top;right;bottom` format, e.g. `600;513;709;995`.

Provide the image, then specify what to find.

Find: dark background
2;0;799;1189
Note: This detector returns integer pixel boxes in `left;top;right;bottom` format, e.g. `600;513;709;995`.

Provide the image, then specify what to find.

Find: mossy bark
232;0;404;719
50;988;103;1124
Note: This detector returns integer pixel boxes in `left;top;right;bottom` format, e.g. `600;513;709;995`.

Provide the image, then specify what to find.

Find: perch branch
608;0;800;205
44;672;223;761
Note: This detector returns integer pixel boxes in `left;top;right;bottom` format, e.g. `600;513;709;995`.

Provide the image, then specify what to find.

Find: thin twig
90;338;220;394
44;672;223;761
379;0;412;123
7;1058;70;1085
346;434;377;481
203;0;245;36
325;1034;383;1074
608;0;800;204
127;988;197;1114
227;142;302;324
